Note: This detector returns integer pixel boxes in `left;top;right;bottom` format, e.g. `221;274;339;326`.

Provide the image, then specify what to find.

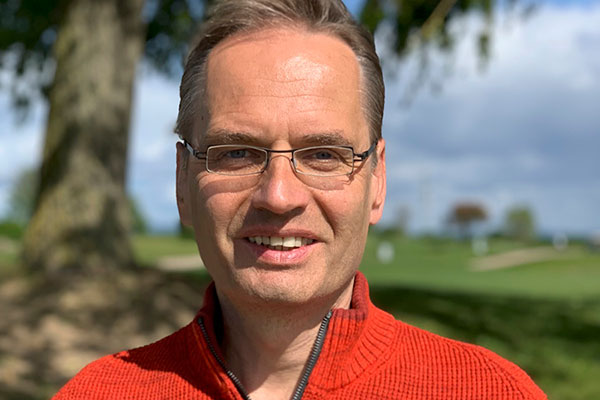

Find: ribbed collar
190;271;398;394
308;271;398;390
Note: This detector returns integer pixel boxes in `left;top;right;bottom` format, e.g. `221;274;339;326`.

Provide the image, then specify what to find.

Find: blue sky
0;0;599;236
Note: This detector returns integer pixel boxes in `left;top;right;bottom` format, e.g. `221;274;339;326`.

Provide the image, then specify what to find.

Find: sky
0;0;598;236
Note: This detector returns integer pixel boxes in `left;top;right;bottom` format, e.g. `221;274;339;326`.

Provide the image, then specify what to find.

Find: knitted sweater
53;272;547;399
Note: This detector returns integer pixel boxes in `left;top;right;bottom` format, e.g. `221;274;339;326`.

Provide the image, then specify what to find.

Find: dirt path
0;237;17;253
155;254;204;272
470;246;567;271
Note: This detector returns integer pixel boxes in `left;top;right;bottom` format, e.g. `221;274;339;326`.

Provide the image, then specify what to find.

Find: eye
210;146;263;160
313;150;335;160
227;149;249;159
299;147;346;162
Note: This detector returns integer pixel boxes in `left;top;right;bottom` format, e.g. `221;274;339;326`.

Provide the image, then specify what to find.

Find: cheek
191;174;255;231
319;182;372;239
189;181;238;240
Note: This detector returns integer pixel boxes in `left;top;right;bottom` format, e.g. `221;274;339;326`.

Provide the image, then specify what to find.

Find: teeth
247;236;314;249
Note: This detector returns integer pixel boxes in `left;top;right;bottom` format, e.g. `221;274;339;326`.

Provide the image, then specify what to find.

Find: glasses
181;140;377;177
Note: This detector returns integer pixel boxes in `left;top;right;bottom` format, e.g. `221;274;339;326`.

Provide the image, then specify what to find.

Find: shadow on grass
370;284;600;344
0;266;213;400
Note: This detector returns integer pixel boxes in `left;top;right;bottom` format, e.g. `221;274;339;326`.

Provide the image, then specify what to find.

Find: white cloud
129;69;180;163
127;69;180;230
381;2;600;235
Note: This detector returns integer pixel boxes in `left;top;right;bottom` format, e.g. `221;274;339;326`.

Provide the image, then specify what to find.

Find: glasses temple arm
354;141;378;161
180;138;206;159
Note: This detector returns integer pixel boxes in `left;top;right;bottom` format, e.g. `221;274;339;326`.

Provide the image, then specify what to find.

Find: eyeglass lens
206;145;355;177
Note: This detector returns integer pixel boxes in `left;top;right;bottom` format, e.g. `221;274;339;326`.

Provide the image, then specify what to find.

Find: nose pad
265;153;296;176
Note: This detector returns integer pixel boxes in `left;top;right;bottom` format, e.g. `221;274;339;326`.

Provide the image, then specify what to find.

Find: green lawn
362;233;600;300
0;238;19;279
0;250;17;268
132;234;199;266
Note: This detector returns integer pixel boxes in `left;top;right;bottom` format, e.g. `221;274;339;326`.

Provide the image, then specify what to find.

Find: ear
176;141;193;227
369;139;386;225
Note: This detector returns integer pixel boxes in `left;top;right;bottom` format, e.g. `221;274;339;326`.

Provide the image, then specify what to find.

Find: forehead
208;27;360;89
202;27;366;144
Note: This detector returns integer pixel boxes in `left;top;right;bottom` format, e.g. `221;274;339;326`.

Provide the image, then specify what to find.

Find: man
54;0;547;399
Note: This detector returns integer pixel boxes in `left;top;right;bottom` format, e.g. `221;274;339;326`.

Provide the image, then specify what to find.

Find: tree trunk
23;0;146;276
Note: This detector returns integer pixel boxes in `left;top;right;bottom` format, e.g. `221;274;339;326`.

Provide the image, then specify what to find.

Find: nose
251;154;310;215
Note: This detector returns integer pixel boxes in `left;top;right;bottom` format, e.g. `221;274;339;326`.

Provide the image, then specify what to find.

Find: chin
231;268;332;306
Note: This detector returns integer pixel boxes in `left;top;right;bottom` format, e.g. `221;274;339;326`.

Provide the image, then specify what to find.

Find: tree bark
23;0;146;276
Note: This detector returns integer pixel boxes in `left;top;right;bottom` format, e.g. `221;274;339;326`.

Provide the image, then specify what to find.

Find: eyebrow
298;132;353;147
202;129;261;146
202;129;353;147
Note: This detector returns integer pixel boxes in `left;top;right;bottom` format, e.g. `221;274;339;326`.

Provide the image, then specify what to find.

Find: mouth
246;236;315;251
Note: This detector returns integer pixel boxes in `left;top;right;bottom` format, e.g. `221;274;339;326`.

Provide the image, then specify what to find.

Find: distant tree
504;205;535;242
0;220;25;240
129;196;149;235
179;221;195;239
447;202;487;238
393;204;411;236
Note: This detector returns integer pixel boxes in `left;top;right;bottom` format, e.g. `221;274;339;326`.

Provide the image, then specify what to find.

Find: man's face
177;27;386;307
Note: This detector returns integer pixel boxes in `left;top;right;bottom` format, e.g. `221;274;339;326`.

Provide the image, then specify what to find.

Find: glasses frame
181;139;378;177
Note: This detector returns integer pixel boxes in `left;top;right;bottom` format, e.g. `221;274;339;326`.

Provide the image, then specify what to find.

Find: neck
216;279;354;400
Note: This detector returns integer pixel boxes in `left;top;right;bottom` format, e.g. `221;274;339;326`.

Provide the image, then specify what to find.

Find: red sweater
54;273;547;399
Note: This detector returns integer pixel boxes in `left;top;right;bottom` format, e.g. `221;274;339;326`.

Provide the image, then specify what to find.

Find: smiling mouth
246;236;315;251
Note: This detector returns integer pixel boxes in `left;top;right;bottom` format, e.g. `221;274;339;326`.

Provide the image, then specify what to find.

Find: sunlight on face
179;27;386;309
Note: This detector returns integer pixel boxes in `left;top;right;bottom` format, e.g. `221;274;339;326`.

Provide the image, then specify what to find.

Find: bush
0;220;25;240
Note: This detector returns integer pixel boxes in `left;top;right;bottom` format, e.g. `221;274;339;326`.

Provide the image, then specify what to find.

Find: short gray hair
175;0;384;144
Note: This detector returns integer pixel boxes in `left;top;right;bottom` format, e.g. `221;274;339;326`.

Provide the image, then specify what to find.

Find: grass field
360;233;600;400
0;238;19;278
362;233;600;300
132;233;200;266
2;232;599;399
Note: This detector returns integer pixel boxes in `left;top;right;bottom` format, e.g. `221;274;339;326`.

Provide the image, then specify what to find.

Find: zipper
198;317;252;400
290;310;333;400
197;310;333;400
